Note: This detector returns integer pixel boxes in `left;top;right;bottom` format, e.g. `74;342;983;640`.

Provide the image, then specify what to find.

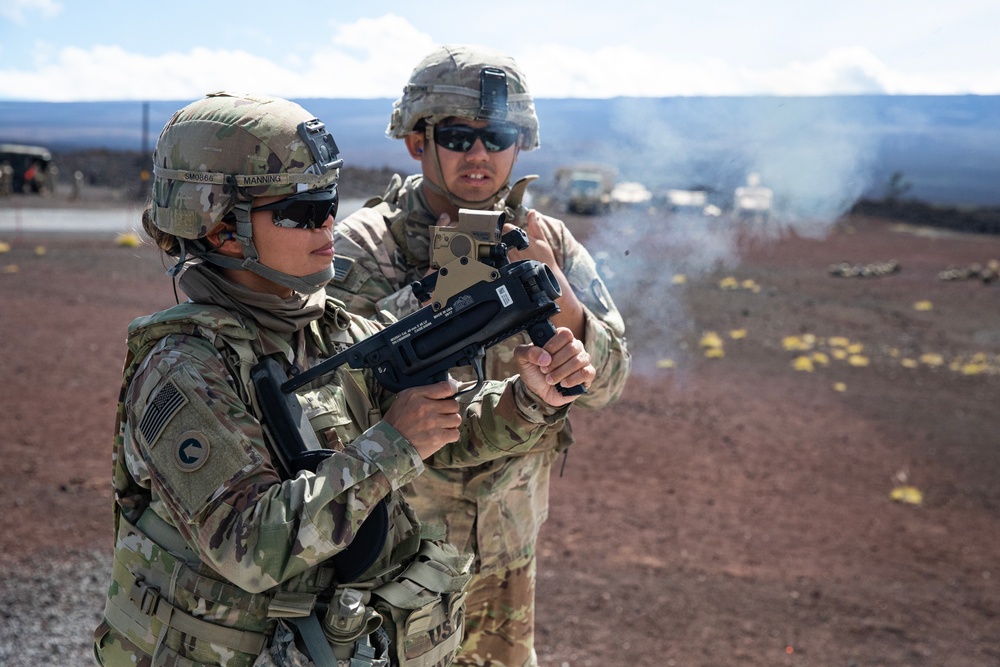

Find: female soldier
93;92;593;667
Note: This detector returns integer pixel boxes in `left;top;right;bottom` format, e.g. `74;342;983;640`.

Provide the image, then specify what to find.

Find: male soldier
327;45;631;666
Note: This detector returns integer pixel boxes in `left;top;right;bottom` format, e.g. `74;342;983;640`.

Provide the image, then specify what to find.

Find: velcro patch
331;255;371;292
145;362;265;521
139;379;188;447
332;256;355;283
174;431;211;472
590;277;612;314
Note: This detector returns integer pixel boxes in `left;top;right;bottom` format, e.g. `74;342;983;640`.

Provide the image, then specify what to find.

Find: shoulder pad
127;303;255;354
338;205;393;235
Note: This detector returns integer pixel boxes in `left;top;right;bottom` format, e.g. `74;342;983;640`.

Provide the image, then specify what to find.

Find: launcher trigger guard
451;345;487;398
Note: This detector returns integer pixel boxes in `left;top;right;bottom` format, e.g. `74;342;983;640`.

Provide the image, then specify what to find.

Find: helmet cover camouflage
387;45;540;151
151;91;342;239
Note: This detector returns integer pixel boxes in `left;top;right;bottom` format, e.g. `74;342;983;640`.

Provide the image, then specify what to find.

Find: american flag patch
332;255;354;282
139;379;187;447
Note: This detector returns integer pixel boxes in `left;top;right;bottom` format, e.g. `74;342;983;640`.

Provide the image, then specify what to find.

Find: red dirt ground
1;207;998;666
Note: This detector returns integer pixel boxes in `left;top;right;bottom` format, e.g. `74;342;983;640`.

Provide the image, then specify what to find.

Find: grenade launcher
250;208;585;475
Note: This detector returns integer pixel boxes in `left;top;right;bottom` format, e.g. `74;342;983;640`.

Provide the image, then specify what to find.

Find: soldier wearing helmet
93;91;595;667
328;46;632;667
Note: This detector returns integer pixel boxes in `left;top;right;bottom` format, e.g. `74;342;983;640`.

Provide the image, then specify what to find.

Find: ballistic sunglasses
252;185;339;229
433;123;521;153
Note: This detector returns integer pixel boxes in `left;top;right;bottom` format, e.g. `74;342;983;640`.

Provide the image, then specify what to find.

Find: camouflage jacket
96;292;568;666
327;174;631;572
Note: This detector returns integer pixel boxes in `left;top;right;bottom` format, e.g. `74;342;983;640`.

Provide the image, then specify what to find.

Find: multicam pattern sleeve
332;204;632;411
123;333;423;594
426;378;570;469
528;210;631;409
329;207;423;321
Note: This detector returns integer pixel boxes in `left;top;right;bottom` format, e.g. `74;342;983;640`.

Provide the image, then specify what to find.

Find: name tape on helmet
152;165;342;188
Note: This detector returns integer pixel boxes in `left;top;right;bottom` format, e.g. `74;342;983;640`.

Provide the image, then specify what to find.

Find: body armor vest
95;301;471;667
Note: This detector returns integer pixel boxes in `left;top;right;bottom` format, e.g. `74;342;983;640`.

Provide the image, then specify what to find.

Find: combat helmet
387;45;539;211
388;44;540;150
150;91;343;293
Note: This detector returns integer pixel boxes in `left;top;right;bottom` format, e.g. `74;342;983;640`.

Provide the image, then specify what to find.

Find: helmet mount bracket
477;67;508;121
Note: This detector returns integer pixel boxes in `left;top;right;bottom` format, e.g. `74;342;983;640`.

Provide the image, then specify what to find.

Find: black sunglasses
251;185;339;229
433;123;520;153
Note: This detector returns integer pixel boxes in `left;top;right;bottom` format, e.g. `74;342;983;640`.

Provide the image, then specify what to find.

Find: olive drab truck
555;165;616;215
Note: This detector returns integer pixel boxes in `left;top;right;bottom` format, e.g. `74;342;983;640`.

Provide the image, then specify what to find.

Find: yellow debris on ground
718;276;739;290
776;329;994;379
729;329;747;340
717;276;763;292
34;245;46;256
832;382;847;392
700;331;724;349
913;300;933;311
951;352;996;375
700;331;725;358
656;358;676;369
116;232;141;247
0;241;10;253
890;486;923;505
2;264;19;273
782;335;813;351
792;356;815;372
919;353;944;367
671;274;687;285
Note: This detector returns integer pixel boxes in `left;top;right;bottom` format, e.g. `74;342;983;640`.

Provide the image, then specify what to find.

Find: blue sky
1;0;998;101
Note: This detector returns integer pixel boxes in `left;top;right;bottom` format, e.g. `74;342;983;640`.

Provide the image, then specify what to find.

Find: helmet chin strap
202;200;332;294
422;125;513;211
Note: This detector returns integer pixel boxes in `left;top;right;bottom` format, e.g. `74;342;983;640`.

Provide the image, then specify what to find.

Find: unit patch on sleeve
174;431;211;472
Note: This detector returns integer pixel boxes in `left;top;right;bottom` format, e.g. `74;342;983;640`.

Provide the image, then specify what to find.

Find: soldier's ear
404;134;425;161
209;224;241;256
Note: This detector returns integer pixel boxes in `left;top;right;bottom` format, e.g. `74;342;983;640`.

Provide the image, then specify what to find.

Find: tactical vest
350;173;566;451
95;301;471;667
361;173;537;273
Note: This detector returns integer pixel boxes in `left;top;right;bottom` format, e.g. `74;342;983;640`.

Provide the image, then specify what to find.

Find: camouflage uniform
94;266;571;667
327;174;631;666
93;91;576;667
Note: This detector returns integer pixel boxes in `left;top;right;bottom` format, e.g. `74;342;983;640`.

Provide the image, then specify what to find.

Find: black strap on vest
252;355;389;583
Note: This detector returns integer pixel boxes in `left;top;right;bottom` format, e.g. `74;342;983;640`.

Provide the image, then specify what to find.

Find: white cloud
0;0;61;23
310;13;437;98
0;12;995;100
517;44;970;97
0;14;439;101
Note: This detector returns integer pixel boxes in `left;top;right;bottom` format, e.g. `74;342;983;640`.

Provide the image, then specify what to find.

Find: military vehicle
555;164;616;214
0;143;54;194
734;172;773;221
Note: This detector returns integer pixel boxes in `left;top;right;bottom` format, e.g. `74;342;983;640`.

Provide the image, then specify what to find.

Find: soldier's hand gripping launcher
250;209;585;474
